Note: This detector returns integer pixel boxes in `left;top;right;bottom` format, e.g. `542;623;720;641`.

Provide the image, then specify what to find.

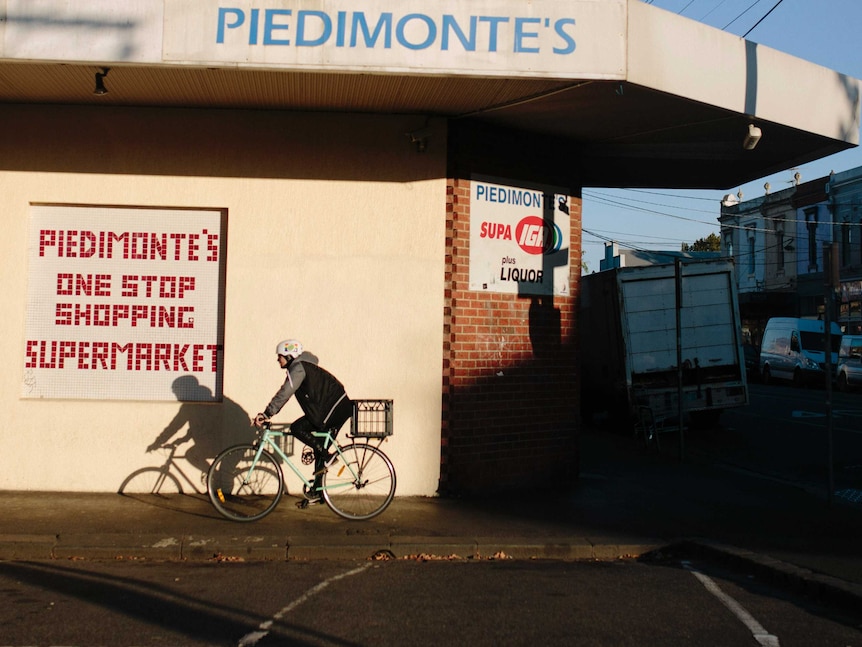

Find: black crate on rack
349;399;393;438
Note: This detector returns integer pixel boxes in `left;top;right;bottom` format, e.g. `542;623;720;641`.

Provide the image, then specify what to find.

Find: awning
0;0;857;189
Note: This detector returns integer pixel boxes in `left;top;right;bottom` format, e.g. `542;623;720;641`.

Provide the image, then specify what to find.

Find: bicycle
118;442;207;499
206;399;396;522
634;404;686;454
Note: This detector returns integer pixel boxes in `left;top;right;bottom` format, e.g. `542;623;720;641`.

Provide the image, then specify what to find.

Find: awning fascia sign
0;0;626;80
162;0;626;79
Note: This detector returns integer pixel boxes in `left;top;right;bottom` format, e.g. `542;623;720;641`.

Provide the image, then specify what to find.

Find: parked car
836;335;862;392
759;317;841;386
743;343;760;381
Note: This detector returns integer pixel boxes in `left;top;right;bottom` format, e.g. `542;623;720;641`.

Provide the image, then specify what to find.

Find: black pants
290;398;353;483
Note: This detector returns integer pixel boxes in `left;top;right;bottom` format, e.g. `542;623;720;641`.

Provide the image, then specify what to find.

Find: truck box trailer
580;260;748;427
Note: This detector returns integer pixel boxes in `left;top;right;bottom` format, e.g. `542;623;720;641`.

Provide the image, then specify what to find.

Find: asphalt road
1;558;861;646
689;382;862;498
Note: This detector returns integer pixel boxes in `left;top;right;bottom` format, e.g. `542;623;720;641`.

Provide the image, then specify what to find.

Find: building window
841;218;851;266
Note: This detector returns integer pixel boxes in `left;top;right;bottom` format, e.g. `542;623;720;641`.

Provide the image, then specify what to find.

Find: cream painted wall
0;106;446;495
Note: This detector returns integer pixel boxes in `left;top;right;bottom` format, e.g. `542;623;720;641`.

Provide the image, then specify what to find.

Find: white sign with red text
22;205;225;402
469;179;570;296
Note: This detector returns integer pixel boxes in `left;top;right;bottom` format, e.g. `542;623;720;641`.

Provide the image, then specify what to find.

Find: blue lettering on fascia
217;8;243;43
264;9;291;45
397;14;436;51
296;11;330;46
478;16;508;53
216;8;577;55
554;19;576;54
514;17;540;54
475;184;544;208
351;12;392;48
441;15;476;52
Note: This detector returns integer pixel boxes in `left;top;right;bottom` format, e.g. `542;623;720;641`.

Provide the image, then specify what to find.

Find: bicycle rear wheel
323;443;396;520
207;445;284;522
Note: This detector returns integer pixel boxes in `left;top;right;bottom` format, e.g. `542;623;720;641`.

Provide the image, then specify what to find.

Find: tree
681;232;721;252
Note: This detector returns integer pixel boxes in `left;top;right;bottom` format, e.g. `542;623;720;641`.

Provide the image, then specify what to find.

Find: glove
252;413;270;428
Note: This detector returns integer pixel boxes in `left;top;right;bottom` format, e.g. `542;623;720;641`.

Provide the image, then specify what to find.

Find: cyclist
253;339;353;506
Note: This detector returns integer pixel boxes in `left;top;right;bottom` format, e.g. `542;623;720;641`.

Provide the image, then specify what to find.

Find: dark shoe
296;491;323;508
305;485;323;504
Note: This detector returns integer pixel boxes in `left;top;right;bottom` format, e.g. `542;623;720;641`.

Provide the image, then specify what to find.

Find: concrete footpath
2;427;862;611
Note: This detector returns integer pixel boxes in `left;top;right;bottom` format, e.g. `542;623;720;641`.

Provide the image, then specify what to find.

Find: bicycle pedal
295;499;309;510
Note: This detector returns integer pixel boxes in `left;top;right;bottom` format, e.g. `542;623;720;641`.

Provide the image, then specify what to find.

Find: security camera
743;123;762;150
407;127;431;143
406;127;431;152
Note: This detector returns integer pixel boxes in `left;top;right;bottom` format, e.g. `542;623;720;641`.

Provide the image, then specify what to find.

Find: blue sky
582;0;862;272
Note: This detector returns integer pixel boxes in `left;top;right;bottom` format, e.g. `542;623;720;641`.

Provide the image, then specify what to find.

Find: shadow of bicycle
118;444;210;501
118;377;255;515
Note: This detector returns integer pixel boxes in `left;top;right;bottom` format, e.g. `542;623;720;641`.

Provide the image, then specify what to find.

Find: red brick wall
440;177;582;495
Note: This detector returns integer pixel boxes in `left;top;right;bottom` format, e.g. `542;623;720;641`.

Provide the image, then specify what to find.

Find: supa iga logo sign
470;180;570;296
515;216;563;255
480;215;563;255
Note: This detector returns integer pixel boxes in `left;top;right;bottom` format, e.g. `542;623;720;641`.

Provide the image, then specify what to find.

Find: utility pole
823;242;839;507
675;258;685;462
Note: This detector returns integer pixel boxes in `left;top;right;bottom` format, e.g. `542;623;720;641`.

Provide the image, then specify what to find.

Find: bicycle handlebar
262;421;291;432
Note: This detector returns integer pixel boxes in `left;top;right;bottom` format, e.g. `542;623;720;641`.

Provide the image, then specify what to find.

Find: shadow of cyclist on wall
119;377;256;514
146;375;255;480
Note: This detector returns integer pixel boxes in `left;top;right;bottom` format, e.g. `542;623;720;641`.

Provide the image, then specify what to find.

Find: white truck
580;260;748;427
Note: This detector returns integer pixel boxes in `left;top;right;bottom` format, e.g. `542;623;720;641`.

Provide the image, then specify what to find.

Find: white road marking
791;410;825;418
792;408;862;420
682;561;779;647
237;563;372;646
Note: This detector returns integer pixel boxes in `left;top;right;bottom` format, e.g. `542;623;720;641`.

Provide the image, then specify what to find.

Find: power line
722;212;862;228
583;227;690;243
722;0;767;30
584;192;719;227
585;188;862;229
587;187;862;211
613;188;720;202
582;228;676;257
699;0;732;21
585;189;719;208
587;227;838;274
741;0;785;38
677;0;698;14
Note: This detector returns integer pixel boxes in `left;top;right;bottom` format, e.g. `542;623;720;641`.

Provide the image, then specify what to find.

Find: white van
836;335;862;392
759;317;842;386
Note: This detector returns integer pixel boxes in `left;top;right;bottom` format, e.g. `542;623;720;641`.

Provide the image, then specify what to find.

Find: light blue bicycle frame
243;424;355;495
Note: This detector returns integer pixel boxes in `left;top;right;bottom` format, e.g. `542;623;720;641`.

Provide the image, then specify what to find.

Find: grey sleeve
263;361;307;418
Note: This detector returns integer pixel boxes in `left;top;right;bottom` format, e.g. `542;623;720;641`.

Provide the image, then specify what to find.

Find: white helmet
276;339;303;359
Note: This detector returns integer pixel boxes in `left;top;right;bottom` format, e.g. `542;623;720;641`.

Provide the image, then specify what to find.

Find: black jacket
264;351;349;428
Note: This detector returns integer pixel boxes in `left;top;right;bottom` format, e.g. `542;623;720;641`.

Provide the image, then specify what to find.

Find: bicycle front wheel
323;443;396;520
207;445;284;522
118;467;183;498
